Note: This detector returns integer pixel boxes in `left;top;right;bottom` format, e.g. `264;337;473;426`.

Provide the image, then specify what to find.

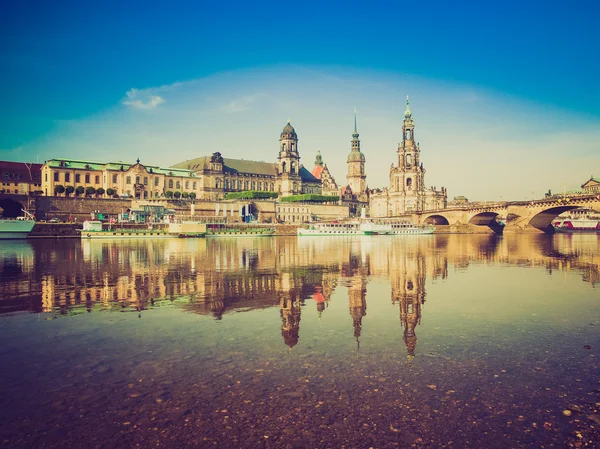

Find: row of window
277;207;309;214
2;172;22;180
220;179;275;191
49;172;198;190
277;215;310;223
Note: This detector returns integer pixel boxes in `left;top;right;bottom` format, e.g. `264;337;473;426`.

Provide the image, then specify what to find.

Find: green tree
165;191;174;199
106;188;115;197
65;185;75;196
96;187;105;196
54;184;65;195
85;186;96;197
75;186;85;196
174;191;182;199
182;192;189;199
189;192;196;200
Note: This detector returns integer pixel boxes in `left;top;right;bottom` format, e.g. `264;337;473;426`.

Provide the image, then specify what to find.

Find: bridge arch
0;197;26;218
422;214;449;225
527;205;582;232
467;211;500;226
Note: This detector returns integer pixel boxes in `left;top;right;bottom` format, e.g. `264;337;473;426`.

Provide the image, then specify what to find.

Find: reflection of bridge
419;194;600;233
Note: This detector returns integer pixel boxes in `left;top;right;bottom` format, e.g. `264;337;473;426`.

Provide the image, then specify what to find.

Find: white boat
0;211;35;239
79;220;208;239
389;222;435;235
298;222;364;236
553;218;600;232
297;220;434;236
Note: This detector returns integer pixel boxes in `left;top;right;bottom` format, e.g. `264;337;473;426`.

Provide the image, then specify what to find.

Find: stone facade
582;177;600;194
370;99;447;217
41;158;198;200
172;122;321;201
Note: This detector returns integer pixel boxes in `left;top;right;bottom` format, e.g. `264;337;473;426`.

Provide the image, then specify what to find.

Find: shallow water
1;234;599;448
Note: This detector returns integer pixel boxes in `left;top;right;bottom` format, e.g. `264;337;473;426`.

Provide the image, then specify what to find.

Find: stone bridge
0;193;34;218
417;194;600;233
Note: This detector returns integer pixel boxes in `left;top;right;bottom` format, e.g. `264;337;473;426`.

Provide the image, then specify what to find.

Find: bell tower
346;108;366;195
278;120;301;196
390;97;426;211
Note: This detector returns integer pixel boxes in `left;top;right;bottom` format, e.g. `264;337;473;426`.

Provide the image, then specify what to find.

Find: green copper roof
404;96;412;119
45;158;196;177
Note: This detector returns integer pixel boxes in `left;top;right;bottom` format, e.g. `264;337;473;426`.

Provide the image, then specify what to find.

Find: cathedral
369;99;447;217
172;121;321;200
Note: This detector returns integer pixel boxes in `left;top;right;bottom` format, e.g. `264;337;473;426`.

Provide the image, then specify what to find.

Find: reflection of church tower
391;251;426;359
348;276;367;350
346;109;367;195
280;294;301;349
278;121;301;196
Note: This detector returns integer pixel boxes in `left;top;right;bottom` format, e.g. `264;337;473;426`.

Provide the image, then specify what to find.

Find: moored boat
390;222;435;235
297;220;433;236
0;210;36;239
553;218;600;233
80;220;207;238
206;223;275;237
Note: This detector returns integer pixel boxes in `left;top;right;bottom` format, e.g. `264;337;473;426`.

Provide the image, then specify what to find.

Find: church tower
346;109;366;195
278;121;301;196
390;97;426;211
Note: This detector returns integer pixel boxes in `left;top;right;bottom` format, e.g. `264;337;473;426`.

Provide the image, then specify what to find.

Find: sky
1;0;599;201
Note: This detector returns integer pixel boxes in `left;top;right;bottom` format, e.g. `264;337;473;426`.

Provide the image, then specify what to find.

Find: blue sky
1;0;599;200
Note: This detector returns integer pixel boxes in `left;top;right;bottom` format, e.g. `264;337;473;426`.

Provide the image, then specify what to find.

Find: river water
0;234;599;448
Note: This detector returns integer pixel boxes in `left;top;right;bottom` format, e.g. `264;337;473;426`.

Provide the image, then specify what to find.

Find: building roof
582;177;600;188
0;161;42;181
299;166;319;183
347;150;365;163
45;158;196;177
311;164;325;179
172;156;278;176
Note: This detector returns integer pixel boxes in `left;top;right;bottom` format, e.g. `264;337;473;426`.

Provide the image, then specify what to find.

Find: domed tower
346;109;367;195
390;97;426;210
278;120;302;196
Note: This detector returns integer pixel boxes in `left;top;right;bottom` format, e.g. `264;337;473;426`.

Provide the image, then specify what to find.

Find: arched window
13;173;20;180
216;179;221;189
136;176;140;184
257;182;262;191
291;162;296;175
238;180;242;190
282;161;287;173
291;143;295;152
251;181;255;190
406;129;411;140
244;180;249;190
282;143;286;152
225;180;229;189
270;183;274;191
168;180;173;189
406;154;412;166
406;178;412;190
176;181;181;189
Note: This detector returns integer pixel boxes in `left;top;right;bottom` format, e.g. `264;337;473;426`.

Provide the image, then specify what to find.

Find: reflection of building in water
280;293;302;349
341;245;369;349
389;241;429;359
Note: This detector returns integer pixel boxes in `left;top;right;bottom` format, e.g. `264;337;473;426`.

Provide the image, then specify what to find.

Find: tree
182;192;189;199
174;191;182;199
76;186;85;196
189;192;196;200
106;188;115;197
54;185;65;195
85;186;96;197
96;187;105;197
165;191;174;198
65;185;75;196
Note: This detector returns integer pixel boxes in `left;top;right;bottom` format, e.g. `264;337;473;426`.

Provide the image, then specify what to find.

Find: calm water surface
1;234;599;448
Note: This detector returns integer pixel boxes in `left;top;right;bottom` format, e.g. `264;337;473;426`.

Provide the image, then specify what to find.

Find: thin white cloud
220;93;264;113
122;88;165;110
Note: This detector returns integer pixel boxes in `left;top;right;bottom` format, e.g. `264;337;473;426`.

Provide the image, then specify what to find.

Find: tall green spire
314;149;323;166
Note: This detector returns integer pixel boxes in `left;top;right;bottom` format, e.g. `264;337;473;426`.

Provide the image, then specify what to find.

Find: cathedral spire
404;95;412;119
352;107;359;139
